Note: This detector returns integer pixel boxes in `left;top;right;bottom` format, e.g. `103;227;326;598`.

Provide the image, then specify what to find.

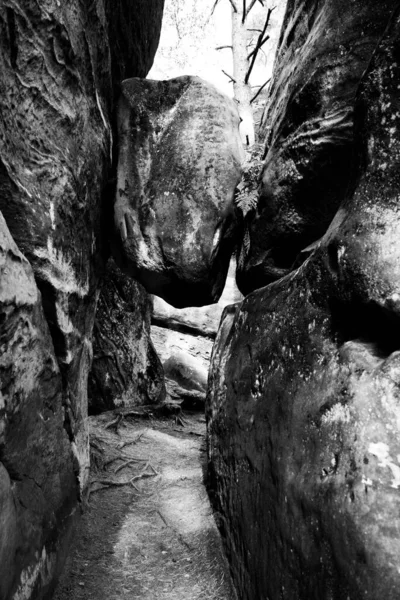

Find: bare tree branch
222;69;236;83
250;78;270;103
247;34;269;60
242;0;246;23
211;0;221;15
245;6;275;84
228;0;238;11
246;0;258;15
248;28;263;32
216;45;233;50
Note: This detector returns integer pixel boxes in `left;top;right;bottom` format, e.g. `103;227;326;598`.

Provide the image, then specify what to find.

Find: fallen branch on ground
105;413;123;433
118;433;144;449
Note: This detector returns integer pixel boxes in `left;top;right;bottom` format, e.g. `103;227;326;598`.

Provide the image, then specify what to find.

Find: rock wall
89;260;165;412
236;0;398;294
208;3;400;599
0;0;164;493
0;213;77;600
0;1;164;598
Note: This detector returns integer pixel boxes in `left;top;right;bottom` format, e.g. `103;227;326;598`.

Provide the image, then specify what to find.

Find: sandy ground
53;410;236;600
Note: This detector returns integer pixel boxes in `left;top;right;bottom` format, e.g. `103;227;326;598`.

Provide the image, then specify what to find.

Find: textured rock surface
89;260;165;412
0;1;164;598
208;7;400;599
0;0;165;492
0;213;77;600
113;76;244;308
237;0;398;294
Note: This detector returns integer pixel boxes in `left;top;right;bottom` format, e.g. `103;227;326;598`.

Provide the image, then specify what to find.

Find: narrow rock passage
53;411;236;600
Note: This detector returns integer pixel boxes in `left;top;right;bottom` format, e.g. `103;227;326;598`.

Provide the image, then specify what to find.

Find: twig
90;468;157;492
228;0;238;11
90;438;104;451
245;8;274;83
104;413;123;432
242;0;246;23
118;433;144;449
91;478;133;487
114;459;137;474
216;45;233;50
155;510;169;527
104;454;145;467
150;464;160;476
250;78;270;103
130;472;156;484
222;70;236;84
247;35;269;60
246;0;258;15
211;0;221;14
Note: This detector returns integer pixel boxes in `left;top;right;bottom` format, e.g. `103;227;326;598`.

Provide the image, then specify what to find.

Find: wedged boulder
0;0;164;491
0;213;77;600
113;76;244;308
89;260;165;412
207;7;400;599
237;0;398;294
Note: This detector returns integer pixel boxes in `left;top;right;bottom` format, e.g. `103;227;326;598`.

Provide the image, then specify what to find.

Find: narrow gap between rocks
53;409;237;600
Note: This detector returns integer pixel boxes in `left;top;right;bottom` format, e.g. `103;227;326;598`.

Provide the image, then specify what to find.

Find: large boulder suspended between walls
113;76;244;308
208;5;400;600
236;0;398;295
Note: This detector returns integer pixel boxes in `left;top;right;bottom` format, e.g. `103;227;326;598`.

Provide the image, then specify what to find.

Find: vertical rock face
0;1;164;598
89;260;165;412
0;0;165;492
0;213;77;600
236;0;398;294
208;5;400;599
113;76;244;308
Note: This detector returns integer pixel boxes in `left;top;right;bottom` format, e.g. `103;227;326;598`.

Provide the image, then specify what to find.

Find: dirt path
53;410;236;600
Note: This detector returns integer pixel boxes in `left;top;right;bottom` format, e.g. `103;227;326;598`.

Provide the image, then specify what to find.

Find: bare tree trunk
231;6;255;147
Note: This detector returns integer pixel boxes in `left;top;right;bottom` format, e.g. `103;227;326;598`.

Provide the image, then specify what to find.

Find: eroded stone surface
0;213;77;600
208;7;400;599
0;0;165;491
237;0;398;294
89;260;165;412
0;1;164;598
113;76;244;308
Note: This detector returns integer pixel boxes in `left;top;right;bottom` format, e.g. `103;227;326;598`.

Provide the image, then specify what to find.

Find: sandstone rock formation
208;4;400;599
236;0;398;294
0;0;165;494
0;1;164;597
113;76;244;308
0;213;77;600
89;260;165;412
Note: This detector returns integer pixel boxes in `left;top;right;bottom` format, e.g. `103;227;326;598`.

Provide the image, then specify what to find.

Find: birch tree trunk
231;6;255;147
